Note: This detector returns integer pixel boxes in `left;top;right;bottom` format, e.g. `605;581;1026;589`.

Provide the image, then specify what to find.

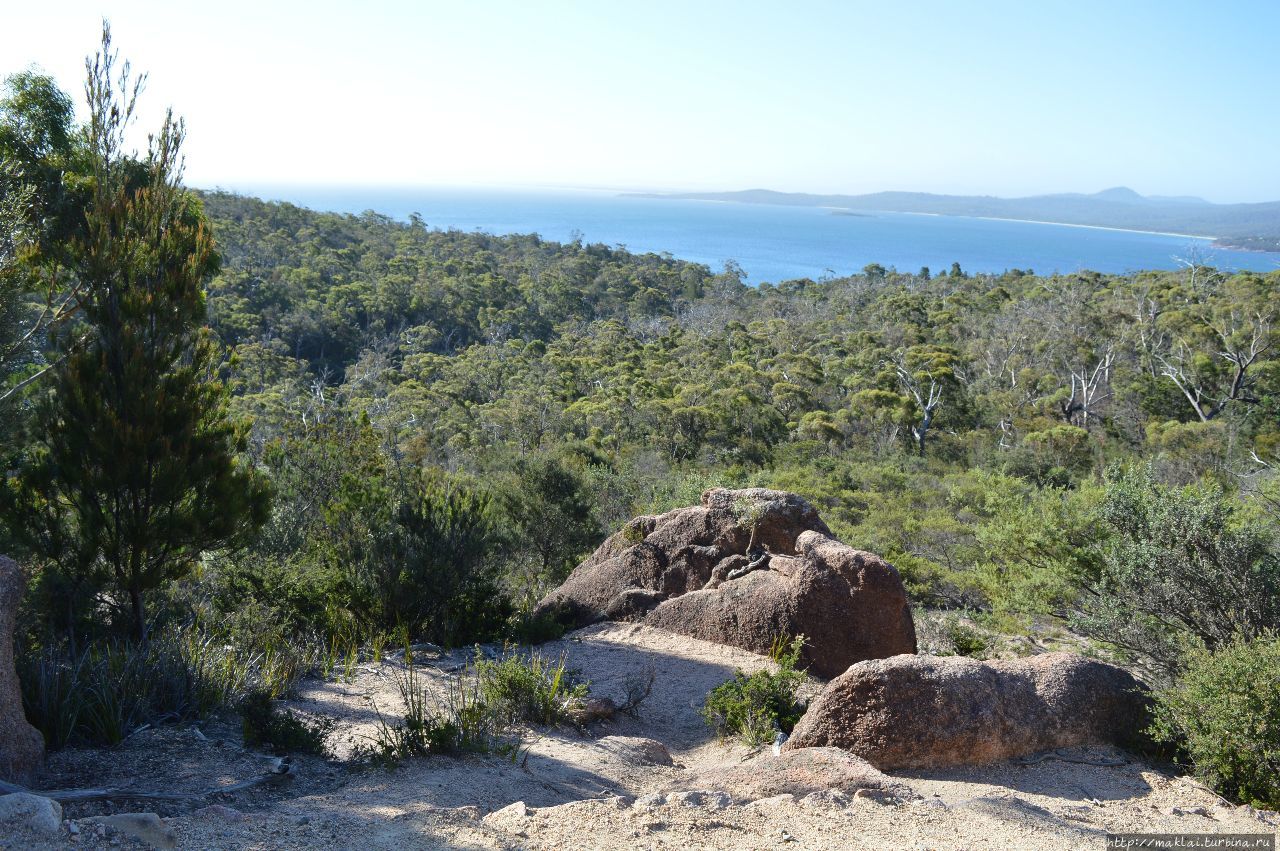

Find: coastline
630;193;1237;243
888;210;1218;241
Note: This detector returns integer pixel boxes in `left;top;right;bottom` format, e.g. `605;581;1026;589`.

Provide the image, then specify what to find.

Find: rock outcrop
784;652;1149;769
0;556;43;785
535;488;916;677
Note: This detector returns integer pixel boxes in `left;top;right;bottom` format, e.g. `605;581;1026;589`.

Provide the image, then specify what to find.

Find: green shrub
702;636;806;746
240;689;335;756
503;604;577;645
18;624;307;748
945;618;990;658
476;647;588;727
1150;634;1280;809
1073;466;1280;678
359;659;506;765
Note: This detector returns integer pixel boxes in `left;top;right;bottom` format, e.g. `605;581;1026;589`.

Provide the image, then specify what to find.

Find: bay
218;185;1280;284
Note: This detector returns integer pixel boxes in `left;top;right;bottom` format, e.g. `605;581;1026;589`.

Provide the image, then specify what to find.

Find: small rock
492;801;529;820
68;820;80;835
94;813;177;850
297;815;311;825
1164;805;1209;817
666;789;732;809
0;792;63;834
911;798;948;810
800;789;851;809
781;829;796;842
667;790;703;807
633;793;665;809
744;794;796;809
854;788;900;806
597;736;674;766
567;696;618;725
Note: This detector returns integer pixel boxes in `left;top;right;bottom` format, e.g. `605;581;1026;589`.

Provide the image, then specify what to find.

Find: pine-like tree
1;26;269;641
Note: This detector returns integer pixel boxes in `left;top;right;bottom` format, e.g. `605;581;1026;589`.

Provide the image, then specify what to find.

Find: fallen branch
1016;749;1128;767
0;779;199;805
0;756;296;806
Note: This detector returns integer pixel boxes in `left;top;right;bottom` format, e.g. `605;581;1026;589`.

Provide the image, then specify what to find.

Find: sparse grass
358;645;591;766
358;655;509;765
18;624;311;749
702;635;807;746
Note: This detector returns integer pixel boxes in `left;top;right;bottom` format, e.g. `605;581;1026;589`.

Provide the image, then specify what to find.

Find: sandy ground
6;622;1278;850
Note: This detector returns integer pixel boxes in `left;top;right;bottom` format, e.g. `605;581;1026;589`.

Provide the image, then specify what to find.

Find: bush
503;604;577;645
18;625;307;748
1150;634;1280;808
359;659;505;765
476;647;588;727
240;689;335;756
702;636;807;746
945;617;990;658
1073;466;1280;678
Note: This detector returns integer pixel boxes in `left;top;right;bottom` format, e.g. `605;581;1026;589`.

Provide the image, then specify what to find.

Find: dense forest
2;34;1279;810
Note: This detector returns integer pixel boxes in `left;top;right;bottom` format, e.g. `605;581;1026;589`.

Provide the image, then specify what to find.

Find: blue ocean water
223;185;1280;284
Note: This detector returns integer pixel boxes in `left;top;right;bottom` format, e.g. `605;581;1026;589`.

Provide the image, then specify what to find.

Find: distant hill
627;187;1280;251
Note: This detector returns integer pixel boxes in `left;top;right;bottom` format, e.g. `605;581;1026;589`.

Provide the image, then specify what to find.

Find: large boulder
784;652;1149;769
535;488;916;677
0;556;43;784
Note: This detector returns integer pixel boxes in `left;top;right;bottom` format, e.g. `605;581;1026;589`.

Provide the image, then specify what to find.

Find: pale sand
10;623;1277;850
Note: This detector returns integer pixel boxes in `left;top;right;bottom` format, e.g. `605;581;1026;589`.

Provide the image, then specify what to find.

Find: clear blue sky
3;0;1277;202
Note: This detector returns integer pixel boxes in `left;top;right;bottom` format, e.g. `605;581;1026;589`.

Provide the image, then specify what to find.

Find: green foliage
1150;634;1280;808
1;35;269;640
1072;466;1280;678
17;624;305;749
240;689;335;756
944;617;990;658
475;647;589;727
500;454;602;602
702;636;807;746
360;658;508;765
503;603;578;645
971;475;1103;618
362;470;508;645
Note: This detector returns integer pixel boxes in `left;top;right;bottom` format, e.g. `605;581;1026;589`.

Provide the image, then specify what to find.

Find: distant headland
626;187;1280;252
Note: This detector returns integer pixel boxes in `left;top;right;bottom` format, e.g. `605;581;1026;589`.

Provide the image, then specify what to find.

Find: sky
2;1;1278;202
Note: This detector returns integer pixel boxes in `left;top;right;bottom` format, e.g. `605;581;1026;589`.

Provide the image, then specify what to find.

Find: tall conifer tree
1;26;269;640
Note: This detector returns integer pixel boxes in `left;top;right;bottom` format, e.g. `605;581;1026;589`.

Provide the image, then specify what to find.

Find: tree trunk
130;588;147;643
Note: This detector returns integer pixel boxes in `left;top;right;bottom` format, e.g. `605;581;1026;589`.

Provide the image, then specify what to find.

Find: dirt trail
9;623;1277;850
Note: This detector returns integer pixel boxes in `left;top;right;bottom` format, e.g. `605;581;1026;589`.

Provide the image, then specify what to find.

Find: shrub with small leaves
946;618;990;658
702;636;807;746
476;647;588;727
240;689;335;756
1150;634;1280;809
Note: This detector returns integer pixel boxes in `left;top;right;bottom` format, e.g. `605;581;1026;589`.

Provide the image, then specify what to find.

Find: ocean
219;185;1280;284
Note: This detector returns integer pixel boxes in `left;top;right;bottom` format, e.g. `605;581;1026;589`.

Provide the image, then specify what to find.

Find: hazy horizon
203;181;1246;205
5;1;1279;203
